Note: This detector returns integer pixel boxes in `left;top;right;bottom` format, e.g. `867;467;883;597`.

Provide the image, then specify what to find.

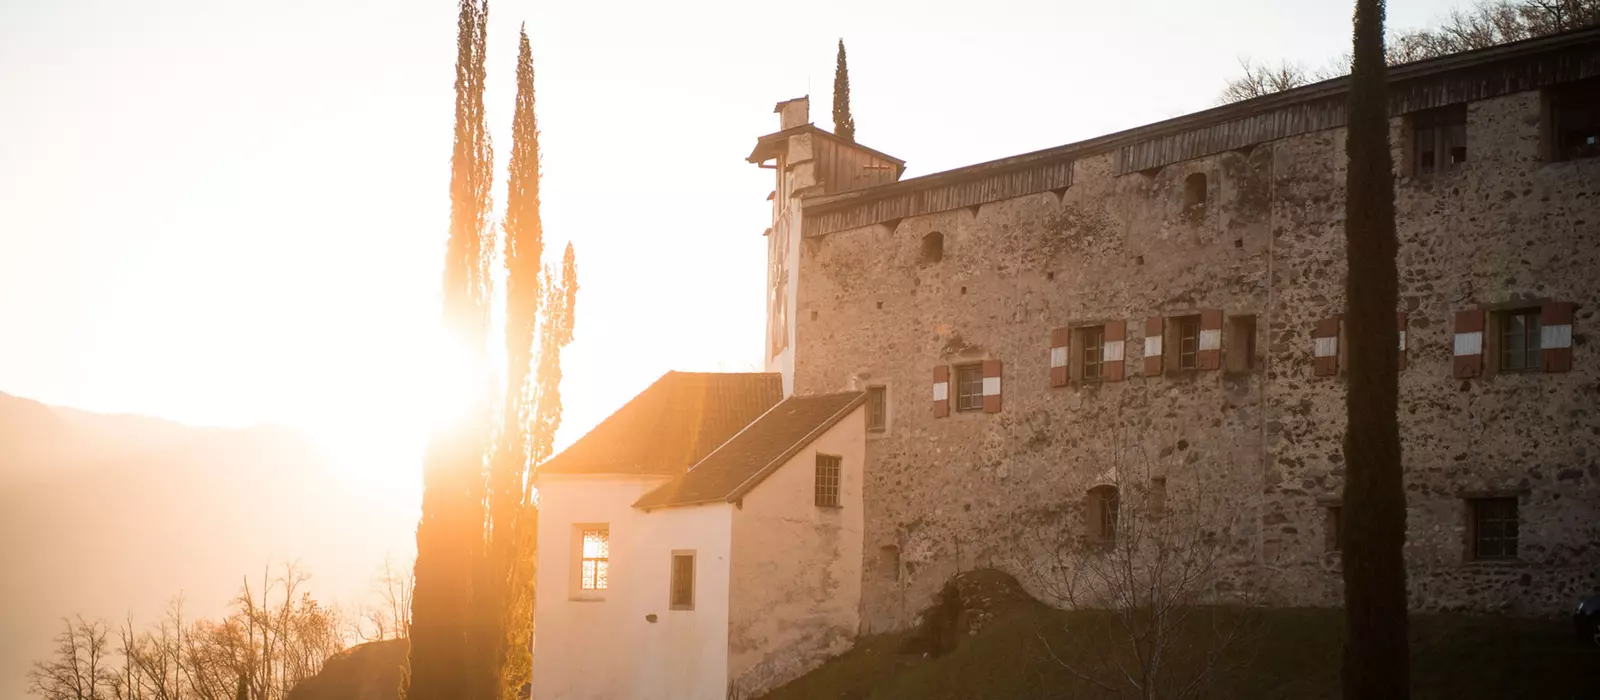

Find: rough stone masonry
750;29;1600;631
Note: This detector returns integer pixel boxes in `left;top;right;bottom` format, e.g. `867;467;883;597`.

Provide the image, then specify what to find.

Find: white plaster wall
532;475;735;700
726;406;866;696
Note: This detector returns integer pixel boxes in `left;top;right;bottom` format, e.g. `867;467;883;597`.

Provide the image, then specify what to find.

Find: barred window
669;552;695;610
866;386;887;432
815;454;842;507
1497;308;1541;372
580;528;610;590
1087;485;1119;542
1413;105;1467;175
1080;325;1105;381
1175;315;1201;370
955;364;984;412
1470;498;1518;561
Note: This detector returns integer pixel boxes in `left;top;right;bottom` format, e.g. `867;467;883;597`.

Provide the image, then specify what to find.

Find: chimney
774;96;809;130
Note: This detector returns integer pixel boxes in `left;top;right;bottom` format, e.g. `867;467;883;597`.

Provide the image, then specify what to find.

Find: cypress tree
406;1;495;698
833;39;856;141
483;25;567;700
1340;0;1409;697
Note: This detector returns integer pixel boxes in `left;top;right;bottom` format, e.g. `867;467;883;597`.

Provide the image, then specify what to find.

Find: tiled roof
633;391;865;510
538;371;783;477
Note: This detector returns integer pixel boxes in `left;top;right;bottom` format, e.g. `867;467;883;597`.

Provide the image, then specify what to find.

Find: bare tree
1022;435;1260;700
1220;0;1600;102
36;562;349;700
357;554;416;642
30;617;118;700
1218;58;1316;104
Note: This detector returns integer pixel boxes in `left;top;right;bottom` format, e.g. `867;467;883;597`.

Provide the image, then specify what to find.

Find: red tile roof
538;372;783;477
633;391;864;510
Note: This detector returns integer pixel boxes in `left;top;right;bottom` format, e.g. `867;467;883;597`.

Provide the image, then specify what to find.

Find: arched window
1182;172;1208;215
1086;485;1119;542
921;231;944;264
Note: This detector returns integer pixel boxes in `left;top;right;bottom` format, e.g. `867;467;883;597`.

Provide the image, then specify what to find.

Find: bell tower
746;95;904;397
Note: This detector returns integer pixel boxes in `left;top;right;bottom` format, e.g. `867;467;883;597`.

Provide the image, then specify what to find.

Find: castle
531;27;1600;699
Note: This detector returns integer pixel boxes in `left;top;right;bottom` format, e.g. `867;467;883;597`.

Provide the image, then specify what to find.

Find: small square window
1547;78;1600;161
1469;497;1518;561
1174;316;1201;370
1086;485;1119;542
1496;308;1541;373
866;386;887;432
1411;105;1467;176
1147;477;1167;518
669;552;695;610
954;364;984;412
1078;325;1106;381
1325;506;1344;553
1226;315;1257;372
579;527;610;591
814;454;842;507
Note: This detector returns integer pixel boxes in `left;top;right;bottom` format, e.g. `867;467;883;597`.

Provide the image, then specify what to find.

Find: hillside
0;391;418;698
756;570;1600;700
285;639;407;700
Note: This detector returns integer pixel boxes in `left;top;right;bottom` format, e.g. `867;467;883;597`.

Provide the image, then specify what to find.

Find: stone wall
789;89;1600;631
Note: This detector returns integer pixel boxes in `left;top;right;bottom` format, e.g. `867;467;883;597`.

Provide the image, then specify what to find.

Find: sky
0;0;1471;515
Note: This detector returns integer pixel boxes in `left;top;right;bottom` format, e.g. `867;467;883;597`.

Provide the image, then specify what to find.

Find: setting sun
5;1;1599;699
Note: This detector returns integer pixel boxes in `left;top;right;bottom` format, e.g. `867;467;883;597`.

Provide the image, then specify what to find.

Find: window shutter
1143;317;1164;376
1541;302;1574;372
1453;308;1484;378
1104;320;1126;381
1049;327;1070;387
982;359;1003;413
1313;318;1340;376
1397;311;1407;371
1198;310;1223;370
932;365;950;418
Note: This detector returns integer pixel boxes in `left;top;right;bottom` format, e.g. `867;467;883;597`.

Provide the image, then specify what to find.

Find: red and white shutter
1453;309;1484;378
1144;317;1164;376
1105;320;1127;381
1050;327;1070;387
1397;311;1407;371
933;365;950;418
982;359;1003;413
1198;310;1223;370
1542;302;1574;373
1313;318;1340;376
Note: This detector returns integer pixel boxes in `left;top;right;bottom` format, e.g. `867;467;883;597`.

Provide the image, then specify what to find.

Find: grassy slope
758;601;1600;700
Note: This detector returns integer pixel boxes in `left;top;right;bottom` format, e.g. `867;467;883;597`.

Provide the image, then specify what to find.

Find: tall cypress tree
482;24;572;700
406;1;495;698
1340;0;1409;697
832;39;856;141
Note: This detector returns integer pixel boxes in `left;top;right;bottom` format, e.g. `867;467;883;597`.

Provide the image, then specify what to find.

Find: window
880;545;901;583
1226;315;1257;372
580;527;610;590
1469;497;1519;561
814;454;842;507
954;364;984;412
1548;78;1600;161
1174;315;1201;370
1182;173;1208;217
1079;325;1106;381
1497;308;1541;373
921;231;944;264
1412;105;1467;175
1326;506;1344;553
669;552;695;610
866;386;887;432
1086;485;1119;542
1147;477;1167;519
